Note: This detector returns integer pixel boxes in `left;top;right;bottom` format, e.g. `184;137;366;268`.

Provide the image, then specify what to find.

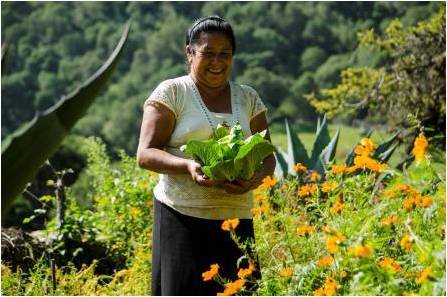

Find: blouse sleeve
241;85;268;121
143;79;180;119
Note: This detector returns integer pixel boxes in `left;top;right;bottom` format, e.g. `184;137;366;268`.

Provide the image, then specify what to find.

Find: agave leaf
1;42;8;70
274;146;288;180
285;118;310;172
1;22;130;213
314;128;340;174
377;142;399;164
373;132;400;159
310;115;330;167
345;129;374;166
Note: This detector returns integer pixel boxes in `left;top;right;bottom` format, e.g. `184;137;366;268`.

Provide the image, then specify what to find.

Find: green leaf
1;22;130;214
377;142;399;163
274;146;288;180
315;127;340;174
310;115;331;167
373;132;400;159
23;215;36;224
234;133;275;180
285;118;310;171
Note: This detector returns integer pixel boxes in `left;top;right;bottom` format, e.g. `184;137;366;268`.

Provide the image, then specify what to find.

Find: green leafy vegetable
181;123;275;181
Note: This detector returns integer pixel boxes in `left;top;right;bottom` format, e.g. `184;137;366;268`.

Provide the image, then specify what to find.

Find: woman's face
187;32;233;88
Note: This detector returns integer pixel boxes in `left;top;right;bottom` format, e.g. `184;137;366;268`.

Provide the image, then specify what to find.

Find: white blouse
144;75;267;220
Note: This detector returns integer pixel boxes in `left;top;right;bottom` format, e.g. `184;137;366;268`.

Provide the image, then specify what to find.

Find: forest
1;2;445;296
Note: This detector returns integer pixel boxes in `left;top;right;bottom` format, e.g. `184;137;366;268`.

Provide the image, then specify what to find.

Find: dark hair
186;16;236;54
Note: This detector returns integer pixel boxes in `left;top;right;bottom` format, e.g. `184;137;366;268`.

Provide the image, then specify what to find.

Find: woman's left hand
222;170;264;195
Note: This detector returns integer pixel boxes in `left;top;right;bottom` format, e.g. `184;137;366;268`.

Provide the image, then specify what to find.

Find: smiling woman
137;15;275;295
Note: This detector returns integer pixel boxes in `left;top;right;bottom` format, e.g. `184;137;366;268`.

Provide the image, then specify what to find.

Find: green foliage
1;2;437;154
307;6;446;146
1;23;129;213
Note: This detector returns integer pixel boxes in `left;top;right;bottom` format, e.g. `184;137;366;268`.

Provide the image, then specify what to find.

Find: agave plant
1;22;130;214
274;115;400;179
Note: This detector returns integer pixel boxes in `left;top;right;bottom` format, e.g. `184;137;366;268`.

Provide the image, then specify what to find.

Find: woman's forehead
194;32;232;49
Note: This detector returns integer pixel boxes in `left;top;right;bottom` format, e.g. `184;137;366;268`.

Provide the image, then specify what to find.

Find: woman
137;16;276;296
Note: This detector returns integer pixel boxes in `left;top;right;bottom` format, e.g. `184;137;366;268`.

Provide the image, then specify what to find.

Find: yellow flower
296;225;316;236
354;155;387;172
402;196;417;211
221;218;240;232
237;262;256;279
129;206;142;219
412;133;429;162
383;189;396;199
279;267;293;277
416;266;432;284
322;180;337;193
314;277;337;296
294;162;307;173
259;176;278;190
298;183;317;198
316;255;334;267
309;171;321;182
330;164;348;174
348;244;373;258
330;199;345;215
217;279;245;296
381;216;399;226
377;257;401;272
400;234;413;252
202;264;220;281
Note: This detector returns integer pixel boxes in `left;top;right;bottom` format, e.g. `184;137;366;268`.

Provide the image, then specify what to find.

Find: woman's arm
223;111;276;194
137;102;218;187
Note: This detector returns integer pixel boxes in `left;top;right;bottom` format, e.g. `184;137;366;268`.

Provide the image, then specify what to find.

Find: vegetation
1;2;445;296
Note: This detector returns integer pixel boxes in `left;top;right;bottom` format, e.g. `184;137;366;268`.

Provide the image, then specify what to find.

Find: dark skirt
152;199;259;296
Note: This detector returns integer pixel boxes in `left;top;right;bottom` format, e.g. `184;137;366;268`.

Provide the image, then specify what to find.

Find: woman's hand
187;160;222;187
223;171;264;195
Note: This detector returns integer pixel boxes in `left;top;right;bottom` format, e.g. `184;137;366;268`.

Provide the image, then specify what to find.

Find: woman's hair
186;16;236;54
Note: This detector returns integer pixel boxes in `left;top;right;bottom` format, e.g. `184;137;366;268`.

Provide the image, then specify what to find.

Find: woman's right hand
187;160;222;187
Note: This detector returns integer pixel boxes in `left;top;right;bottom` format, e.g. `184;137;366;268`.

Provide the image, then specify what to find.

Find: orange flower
279;267;293;277
202;264;220;281
402;196;417;211
237;262;256;279
294;162;307;173
416;266;432;284
377;257;401;272
217;279;245;296
354;155;387;172
325;232;345;254
316;255;334;267
330;200;345;215
330;164;348;174
309;171;321;182
400;234;413;252
221;218;240;231
259;176;277;190
349;244;373;258
360;137;377;152
354;145;372;156
322;180;337;193
296;225;316;236
381;216;399;226
415;195;433;208
412;133;429;163
314;277;337;296
298;183;317;198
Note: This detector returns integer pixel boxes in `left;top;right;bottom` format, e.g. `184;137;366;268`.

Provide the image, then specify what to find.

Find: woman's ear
185;45;193;63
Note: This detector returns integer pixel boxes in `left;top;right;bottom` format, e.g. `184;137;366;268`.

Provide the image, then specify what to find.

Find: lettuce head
180;122;275;181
